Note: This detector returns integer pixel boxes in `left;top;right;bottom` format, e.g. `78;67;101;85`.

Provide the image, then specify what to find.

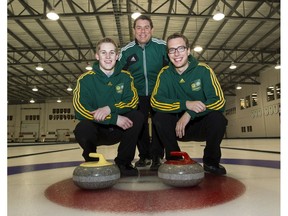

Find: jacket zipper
143;48;148;96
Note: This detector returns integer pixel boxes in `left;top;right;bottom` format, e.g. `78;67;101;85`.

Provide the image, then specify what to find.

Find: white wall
225;67;280;138
7;100;79;142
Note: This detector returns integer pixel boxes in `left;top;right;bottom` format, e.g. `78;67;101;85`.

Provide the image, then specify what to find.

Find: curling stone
158;151;204;187
73;153;120;189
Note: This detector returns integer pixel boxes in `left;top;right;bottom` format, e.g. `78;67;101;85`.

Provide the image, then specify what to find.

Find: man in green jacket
73;38;144;176
118;15;169;170
151;33;228;175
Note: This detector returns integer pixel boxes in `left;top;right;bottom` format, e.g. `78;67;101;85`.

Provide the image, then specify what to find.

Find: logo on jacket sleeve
116;83;124;94
191;79;201;91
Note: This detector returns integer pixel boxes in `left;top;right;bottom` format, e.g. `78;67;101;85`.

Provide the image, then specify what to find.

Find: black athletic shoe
135;158;151;167
204;163;227;175
117;163;139;177
150;157;162;171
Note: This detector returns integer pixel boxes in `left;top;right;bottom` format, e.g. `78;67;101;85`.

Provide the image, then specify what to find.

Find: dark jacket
73;61;139;124
118;38;169;96
151;55;226;119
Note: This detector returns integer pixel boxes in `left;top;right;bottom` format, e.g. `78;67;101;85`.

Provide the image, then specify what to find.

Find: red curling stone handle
165;151;197;165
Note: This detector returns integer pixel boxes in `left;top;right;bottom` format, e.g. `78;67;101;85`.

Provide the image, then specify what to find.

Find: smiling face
95;42;119;74
133;19;153;46
167;37;191;74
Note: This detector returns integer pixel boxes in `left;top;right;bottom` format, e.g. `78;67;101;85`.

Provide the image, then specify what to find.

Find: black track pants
74;110;144;165
153;111;228;165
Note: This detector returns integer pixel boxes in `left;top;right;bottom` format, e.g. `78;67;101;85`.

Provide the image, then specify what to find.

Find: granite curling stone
73;153;120;189
158;151;204;187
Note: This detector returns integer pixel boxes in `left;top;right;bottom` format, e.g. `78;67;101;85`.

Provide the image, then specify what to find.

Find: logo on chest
115;83;124;94
191;79;201;91
127;54;138;65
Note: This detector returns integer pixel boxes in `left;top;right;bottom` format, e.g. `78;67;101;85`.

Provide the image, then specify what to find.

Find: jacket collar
92;61;122;77
169;55;199;74
135;37;152;48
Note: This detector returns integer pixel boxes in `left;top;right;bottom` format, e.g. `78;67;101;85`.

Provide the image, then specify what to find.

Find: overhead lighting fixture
85;62;93;71
57;98;62;103
30;98;35;103
229;62;237;70
193;45;203;52
32;86;38;92
274;62;281;69
236;84;242;90
47;9;59;21
35;63;44;71
67;85;73;91
131;11;141;20
213;7;225;21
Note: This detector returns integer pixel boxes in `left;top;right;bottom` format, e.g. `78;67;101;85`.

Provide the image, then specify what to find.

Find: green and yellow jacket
118;38;169;96
73;61;139;125
151;55;225;119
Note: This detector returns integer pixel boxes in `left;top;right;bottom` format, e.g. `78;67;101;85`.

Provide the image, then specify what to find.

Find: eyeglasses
168;46;187;54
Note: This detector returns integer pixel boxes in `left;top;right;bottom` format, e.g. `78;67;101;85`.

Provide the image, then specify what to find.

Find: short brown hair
167;33;190;48
96;37;118;53
133;15;154;29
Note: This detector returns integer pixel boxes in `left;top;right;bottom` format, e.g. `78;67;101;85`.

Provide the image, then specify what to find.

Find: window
275;83;280;99
267;86;275;101
240;98;245;110
251;92;258;106
245;95;251;108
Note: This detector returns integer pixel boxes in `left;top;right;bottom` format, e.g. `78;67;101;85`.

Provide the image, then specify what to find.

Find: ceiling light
193;46;203;52
85;62;93;71
229;62;237;70
213;7;225;21
274;62;281;69
32;86;38;92
236;84;242;90
36;63;44;71
47;9;59;21
57;98;62;103
67;85;73;91
30;98;35;103
131;11;141;20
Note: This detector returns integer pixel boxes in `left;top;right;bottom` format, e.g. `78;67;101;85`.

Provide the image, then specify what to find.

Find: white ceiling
7;0;280;104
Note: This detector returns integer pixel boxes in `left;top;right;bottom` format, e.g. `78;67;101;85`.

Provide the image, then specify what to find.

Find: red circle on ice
45;173;246;212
